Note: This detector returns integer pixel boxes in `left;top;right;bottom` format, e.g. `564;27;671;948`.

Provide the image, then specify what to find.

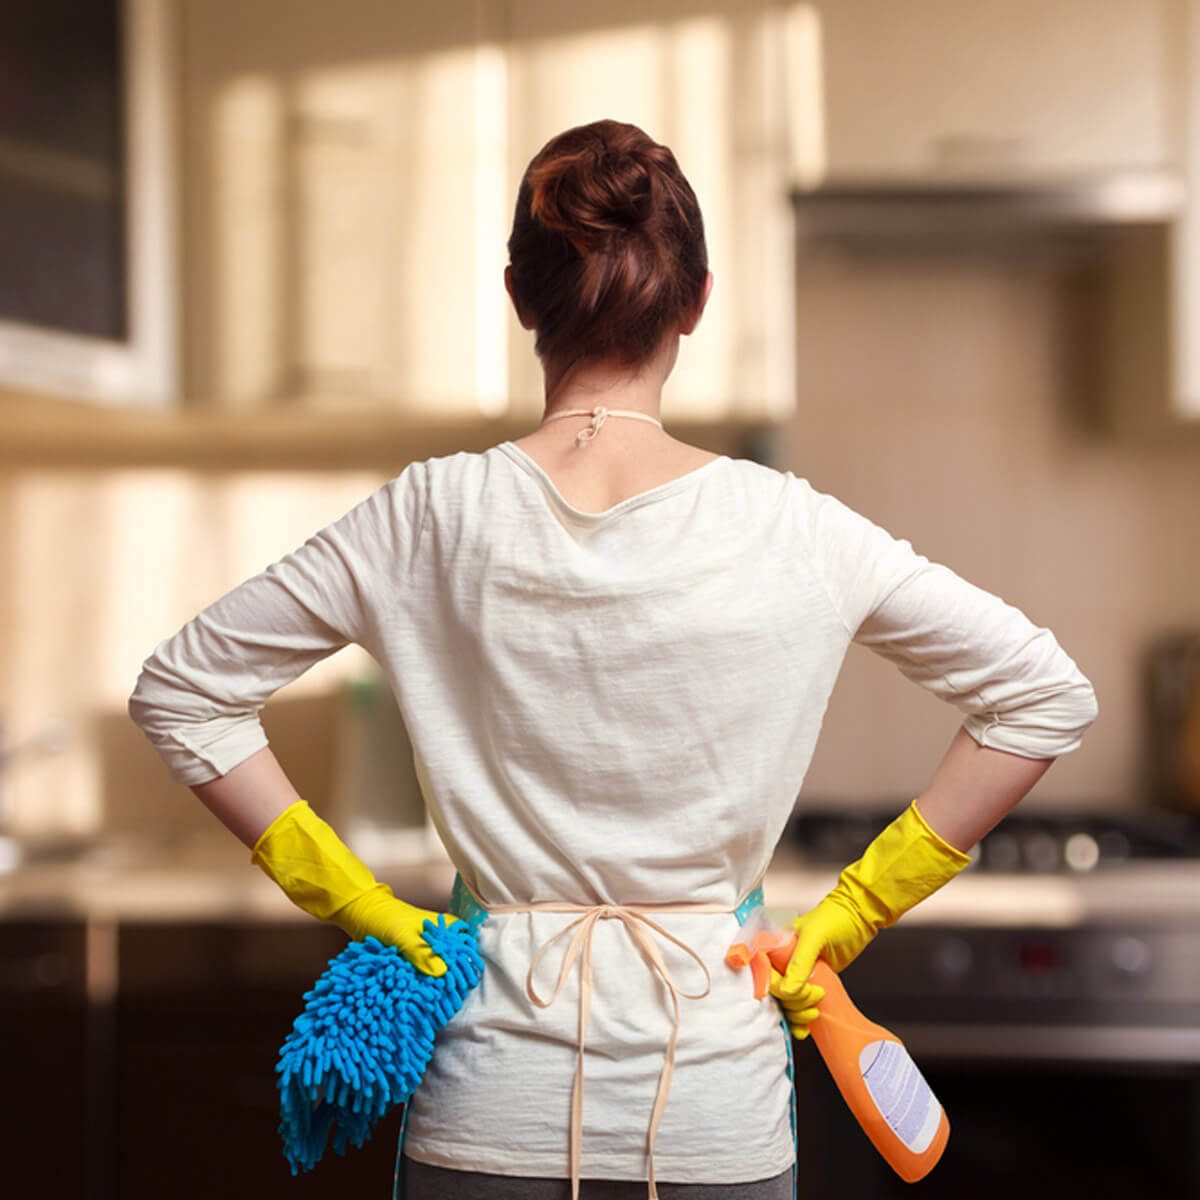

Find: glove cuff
830;798;973;934
909;797;974;865
250;797;308;860
250;798;379;923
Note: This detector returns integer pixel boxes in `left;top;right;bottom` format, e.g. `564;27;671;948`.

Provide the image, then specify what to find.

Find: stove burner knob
1023;831;1061;872
930;935;973;980
1064;832;1101;872
1109;936;1152;978
984;832;1021;871
1097;830;1131;863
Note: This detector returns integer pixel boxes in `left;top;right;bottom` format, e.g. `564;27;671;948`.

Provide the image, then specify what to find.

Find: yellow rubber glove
769;799;972;1039
250;798;460;977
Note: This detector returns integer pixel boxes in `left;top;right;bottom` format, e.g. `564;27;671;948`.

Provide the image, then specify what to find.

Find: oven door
788;922;1200;1200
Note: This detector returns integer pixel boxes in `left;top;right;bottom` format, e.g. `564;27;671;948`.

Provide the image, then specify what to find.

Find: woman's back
399;443;830;910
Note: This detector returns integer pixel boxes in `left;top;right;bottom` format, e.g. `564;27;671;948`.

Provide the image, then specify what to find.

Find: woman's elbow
1078;681;1100;729
127;674;155;732
1064;675;1099;734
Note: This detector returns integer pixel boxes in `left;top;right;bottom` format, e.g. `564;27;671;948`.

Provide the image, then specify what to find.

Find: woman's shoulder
714;453;823;509
385;449;483;496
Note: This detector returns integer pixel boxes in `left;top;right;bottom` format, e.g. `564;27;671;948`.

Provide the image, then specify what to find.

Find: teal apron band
734;881;765;925
449;870;488;924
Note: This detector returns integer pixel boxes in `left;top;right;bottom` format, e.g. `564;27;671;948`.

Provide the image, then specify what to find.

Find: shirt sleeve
797;476;1099;759
127;460;428;787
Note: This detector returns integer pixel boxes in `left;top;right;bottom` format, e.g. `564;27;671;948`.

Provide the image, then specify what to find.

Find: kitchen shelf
0;387;757;470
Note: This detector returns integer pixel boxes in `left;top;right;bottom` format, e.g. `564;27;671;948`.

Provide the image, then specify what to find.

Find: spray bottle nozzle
725;908;799;999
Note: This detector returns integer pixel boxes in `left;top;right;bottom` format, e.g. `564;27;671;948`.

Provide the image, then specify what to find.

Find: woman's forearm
189;745;303;849
915;724;1056;853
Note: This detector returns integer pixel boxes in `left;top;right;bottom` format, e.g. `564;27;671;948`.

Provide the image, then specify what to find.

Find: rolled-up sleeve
127;461;427;786
802;480;1099;759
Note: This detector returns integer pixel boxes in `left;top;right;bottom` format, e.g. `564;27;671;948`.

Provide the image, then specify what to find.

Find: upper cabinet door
183;1;498;418
182;0;797;422
1168;0;1200;425
794;0;1175;183
0;0;180;409
1090;0;1200;439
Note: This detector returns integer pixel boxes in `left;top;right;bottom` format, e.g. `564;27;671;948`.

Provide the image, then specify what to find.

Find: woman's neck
539;333;678;424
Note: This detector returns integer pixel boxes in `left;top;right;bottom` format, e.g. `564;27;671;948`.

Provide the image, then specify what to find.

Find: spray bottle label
858;1039;943;1154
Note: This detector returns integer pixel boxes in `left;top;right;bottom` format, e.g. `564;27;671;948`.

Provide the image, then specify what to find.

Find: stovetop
784;805;1200;873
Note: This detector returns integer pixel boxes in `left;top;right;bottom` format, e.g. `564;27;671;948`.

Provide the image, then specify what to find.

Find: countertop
3;836;1199;926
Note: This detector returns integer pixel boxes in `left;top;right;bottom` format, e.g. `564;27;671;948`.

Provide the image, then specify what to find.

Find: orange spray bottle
726;907;950;1183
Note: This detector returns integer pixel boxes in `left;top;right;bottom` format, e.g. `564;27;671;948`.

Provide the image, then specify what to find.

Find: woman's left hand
330;884;462;977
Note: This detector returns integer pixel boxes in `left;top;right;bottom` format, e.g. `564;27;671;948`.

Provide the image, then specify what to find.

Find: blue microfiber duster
274;908;488;1174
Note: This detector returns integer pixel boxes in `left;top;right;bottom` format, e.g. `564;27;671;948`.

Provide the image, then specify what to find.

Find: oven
776;808;1200;1199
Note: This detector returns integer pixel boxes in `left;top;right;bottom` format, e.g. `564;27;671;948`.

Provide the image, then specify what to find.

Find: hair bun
596;149;654;227
528;141;654;256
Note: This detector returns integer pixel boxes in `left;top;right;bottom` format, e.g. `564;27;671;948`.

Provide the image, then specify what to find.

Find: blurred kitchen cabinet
0;920;90;1194
788;0;1174;183
1096;0;1200;439
114;921;400;1199
0;0;180;410
181;0;794;422
181;1;493;418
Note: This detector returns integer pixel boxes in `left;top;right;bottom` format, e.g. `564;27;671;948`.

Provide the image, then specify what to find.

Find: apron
392;871;799;1200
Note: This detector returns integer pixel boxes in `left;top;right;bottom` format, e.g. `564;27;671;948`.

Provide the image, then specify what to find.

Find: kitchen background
1;2;1198;1198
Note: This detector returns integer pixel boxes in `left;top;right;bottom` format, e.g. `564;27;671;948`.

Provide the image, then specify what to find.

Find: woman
127;119;1099;1200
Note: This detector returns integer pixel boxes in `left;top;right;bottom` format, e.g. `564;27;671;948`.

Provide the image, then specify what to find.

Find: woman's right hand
768;965;825;1040
767;900;849;1039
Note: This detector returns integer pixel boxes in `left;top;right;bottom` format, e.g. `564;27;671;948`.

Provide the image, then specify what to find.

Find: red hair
507;119;709;377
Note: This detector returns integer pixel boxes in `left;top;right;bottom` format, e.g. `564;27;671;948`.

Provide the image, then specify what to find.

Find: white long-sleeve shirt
128;440;1098;1183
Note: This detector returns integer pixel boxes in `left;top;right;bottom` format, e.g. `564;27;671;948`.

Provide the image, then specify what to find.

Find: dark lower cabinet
0;920;89;1197
115;921;401;1200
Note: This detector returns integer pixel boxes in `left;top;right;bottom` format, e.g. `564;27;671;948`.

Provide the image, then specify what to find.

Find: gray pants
400;1153;795;1199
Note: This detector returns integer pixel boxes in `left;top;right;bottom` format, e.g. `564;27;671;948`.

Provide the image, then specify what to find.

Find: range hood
790;170;1184;253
